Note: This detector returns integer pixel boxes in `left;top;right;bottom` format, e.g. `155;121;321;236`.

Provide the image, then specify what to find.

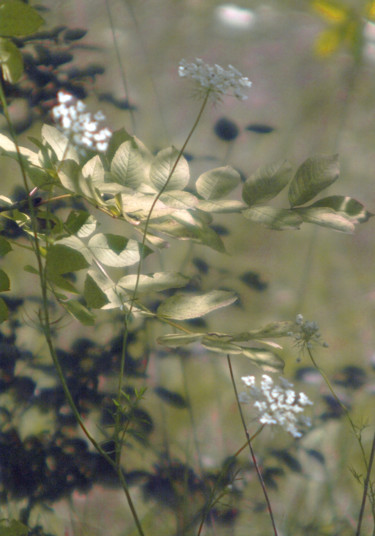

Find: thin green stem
356;430;375;536
0;80;145;536
227;355;279;536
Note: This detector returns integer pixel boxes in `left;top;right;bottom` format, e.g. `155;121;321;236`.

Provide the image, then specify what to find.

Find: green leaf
88;233;141;267
309;196;373;224
0;519;28;536
85;268;128;311
82;155;105;183
120;192;175;221
0;296;8;323
242;160;293;206
243;206;303;230
0;1;44;37
0;37;23;82
159;190;198;210
42;125;79;163
65;211;97;238
111;140;148;189
0;236;12;256
84;273;109;308
240;347;284;373
157;290;237;320
0;268;10;291
150;147;190;191
157;332;204;347
23;264;39;275
118;272;190;294
46;242;90;275
196;166;241;200
288;154;339;207
232;321;296;341
47;273;78;294
64;299;95;325
196;199;246;213
294;207;354;233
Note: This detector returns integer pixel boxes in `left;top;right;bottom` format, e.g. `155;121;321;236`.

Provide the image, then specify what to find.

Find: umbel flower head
178;58;252;102
240;374;313;438
52;91;112;152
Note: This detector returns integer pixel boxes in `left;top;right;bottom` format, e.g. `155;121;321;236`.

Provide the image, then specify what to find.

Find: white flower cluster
241;374;313;438
178;58;252;101
52;91;112;152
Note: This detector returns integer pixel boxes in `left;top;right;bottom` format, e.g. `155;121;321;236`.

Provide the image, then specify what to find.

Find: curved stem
227;355;279;536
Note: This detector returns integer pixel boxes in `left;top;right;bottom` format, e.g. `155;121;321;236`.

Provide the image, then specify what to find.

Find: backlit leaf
118;272;190;294
84;273;109;308
64;299;95;325
111;140;148;189
46;241;90;275
0;268;10;291
88;233;141;267
243;206;303;230
150;147;190;191
0;37;23;82
288;154;339;207
309;195;373;224
157;332;204;347
42;125;79;163
0;1;44;37
294;207;354;233
157;290;237;320
242;160;292;206
196;166;240;200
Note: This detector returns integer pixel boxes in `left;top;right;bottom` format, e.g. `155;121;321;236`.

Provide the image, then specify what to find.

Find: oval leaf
288;154;339;207
294;207;354;233
242;160;292;206
157;290;237;320
0;37;23;82
243;206;303;230
196;166;241;200
88;233;140;267
150;146;190;191
309;195;373;224
0;1;44;37
46;243;90;275
111;140;148;189
118;272;190;294
0;268;10;291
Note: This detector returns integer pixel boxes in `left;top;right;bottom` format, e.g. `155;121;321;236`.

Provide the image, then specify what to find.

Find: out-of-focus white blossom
215;4;255;30
240;374;313;438
52;91;112;153
178;58;252;101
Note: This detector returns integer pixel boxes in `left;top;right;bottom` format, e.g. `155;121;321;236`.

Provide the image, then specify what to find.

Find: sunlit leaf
240;347;284;373
0;37;23;82
0;296;8;323
88;233;141;267
312;0;347;22
82;155;105;183
243;206;303;230
242;160;293;206
288;154;339;207
0;236;12;256
0;1;44;36
157;332;204;347
157;290;237;320
150;147;190;191
46;241;90;275
196;166;241;200
111;140;148;189
42;125;79;163
64;299;95;325
84;273;109;308
0;268;10;291
65;211;97;238
197;199;246;213
47;273;78;294
294;206;354;233
309;195;373;224
232;322;296;341
118;272;190;294
159;190;198;209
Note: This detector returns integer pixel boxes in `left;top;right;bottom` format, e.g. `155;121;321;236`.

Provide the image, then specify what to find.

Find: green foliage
0;519;28;536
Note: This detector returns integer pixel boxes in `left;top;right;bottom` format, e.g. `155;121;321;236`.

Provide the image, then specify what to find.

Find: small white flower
178;58;252;101
241;374;313;438
52;91;112;153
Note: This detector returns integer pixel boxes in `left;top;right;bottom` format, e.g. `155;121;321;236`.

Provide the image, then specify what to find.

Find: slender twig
356;430;375;536
227;355;279;536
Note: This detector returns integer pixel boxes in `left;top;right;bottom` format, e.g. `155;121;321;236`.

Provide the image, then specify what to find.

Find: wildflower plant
0;3;374;536
241;374;313;438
